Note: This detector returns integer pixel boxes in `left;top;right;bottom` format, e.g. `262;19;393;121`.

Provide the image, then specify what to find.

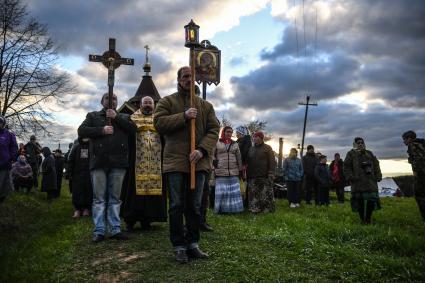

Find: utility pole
298;95;317;157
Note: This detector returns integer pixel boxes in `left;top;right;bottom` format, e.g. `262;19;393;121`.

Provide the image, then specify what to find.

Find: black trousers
415;172;425;221
200;171;211;225
318;185;330;205
167;172;206;249
334;181;345;203
29;163;39;188
304;176;318;204
56;174;63;197
286;181;301;204
357;198;375;222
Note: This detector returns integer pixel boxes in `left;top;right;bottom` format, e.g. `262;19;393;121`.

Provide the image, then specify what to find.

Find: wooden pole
278;137;283;175
190;48;196;190
298;95;317;157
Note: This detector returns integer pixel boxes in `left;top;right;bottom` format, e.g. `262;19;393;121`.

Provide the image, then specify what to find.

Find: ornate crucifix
144;45;150;63
89;38;134;125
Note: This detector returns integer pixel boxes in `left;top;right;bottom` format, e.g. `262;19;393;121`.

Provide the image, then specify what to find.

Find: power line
303;0;307;58
294;0;299;61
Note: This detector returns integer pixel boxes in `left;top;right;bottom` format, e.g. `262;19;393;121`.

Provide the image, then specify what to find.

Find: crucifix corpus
89;38;134;125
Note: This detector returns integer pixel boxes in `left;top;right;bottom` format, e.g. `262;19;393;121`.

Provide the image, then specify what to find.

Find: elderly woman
344;137;382;224
247;131;277;213
283;148;303;208
11;155;33;193
213;126;244;213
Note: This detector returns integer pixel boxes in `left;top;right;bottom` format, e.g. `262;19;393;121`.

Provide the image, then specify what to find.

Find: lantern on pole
184;19;200;48
184;19;200;190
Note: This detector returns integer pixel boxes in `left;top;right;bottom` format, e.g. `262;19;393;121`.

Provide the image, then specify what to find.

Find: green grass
1;180;425;282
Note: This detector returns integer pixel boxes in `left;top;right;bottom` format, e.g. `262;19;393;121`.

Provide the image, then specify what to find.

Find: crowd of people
0;120;68;202
1;66;424;264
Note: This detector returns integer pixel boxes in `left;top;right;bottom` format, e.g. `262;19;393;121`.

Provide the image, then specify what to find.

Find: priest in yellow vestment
121;96;167;231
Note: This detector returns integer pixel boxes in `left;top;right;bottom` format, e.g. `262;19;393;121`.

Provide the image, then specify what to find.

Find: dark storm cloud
253;0;425;109
226;0;425;160
231;52;360;110
23;0;205;56
22;0;188;95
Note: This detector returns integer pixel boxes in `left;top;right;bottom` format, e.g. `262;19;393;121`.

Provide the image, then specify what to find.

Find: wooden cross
89;38;134;124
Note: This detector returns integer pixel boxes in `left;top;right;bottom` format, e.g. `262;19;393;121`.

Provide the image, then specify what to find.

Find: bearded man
154;66;220;263
121;96;167;231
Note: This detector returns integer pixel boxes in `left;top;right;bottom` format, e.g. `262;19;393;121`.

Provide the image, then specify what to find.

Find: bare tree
219;114;232;128
245;120;272;141
0;0;73;138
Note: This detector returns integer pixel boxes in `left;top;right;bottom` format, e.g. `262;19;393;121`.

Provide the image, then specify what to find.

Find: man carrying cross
78;93;136;242
78;38;136;243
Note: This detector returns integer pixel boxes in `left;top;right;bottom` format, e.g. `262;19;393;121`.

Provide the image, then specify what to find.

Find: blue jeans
91;168;126;236
166;171;206;251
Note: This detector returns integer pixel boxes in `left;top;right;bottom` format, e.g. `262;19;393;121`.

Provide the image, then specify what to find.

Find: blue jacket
283;158;304;181
0;128;18;170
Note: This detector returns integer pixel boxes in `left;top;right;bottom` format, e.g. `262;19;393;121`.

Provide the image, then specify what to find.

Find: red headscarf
220;126;233;144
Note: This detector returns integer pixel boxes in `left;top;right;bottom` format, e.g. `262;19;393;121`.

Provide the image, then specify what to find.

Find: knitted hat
354;137;364;144
253;131;264;139
236;126;249;136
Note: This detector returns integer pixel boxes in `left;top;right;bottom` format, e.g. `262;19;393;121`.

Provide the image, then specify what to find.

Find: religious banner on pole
194;40;221;86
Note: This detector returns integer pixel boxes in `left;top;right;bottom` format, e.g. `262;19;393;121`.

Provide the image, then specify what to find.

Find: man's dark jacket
25;142;41;165
314;163;331;187
237;135;252;165
302;152;319;177
78;109;137;170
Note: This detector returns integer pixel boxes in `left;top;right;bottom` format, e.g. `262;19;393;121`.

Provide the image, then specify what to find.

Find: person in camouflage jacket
402;130;425;221
344;137;382;224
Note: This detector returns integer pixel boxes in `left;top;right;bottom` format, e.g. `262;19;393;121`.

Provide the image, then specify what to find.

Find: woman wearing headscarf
283;148;303;208
11;155;33;193
247;131;277;213
40;147;57;200
213;126;244;213
344;137;382;224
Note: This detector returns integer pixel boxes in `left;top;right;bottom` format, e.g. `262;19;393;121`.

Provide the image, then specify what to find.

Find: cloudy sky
18;0;424;175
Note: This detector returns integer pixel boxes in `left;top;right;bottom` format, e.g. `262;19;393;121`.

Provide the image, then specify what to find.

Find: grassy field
1;180;424;282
